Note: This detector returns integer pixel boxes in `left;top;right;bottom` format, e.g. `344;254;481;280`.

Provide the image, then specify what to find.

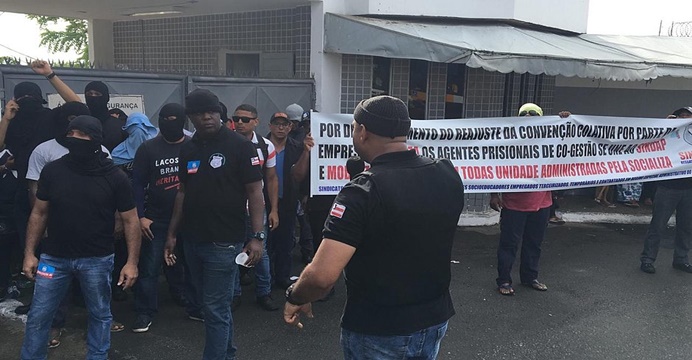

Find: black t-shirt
36;158;135;258
97;113;128;152
323;150;465;336
178;126;263;243
132;136;190;222
658;177;692;190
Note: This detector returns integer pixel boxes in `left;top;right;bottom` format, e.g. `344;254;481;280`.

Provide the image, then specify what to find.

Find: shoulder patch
330;202;346;218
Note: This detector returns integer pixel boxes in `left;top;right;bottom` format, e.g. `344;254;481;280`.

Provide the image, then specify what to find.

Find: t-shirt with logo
132;135;191;222
179;126;263;243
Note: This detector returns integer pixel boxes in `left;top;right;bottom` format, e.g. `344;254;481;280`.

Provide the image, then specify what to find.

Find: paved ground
2;214;691;359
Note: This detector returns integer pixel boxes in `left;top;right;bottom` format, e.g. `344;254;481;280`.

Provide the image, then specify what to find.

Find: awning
324;13;692;81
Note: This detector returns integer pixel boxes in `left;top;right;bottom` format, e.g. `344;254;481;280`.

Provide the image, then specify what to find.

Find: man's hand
243;238;263;266
140;217;154;241
303;132;314;152
22;255;39;281
118;263;138;290
489;194;503;212
3;99;18;121
164;236;177;266
30;60;53;76
283;302;314;329
268;210;279;230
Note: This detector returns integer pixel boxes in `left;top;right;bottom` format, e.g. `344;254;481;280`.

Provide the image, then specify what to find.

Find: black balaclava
108;108;128;122
14;81;47;111
63;115;115;176
54;101;91;146
84;81;110;119
158;103;187;142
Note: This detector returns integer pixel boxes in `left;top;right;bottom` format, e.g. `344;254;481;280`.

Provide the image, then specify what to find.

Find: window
408;60;428;120
218;51;294;78
445;64;465;119
372;57;391;97
225;53;260;77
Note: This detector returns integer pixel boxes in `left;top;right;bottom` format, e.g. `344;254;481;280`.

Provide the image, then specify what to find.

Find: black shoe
256;295;279;311
240;272;253;286
640;263;656;274
231;296;241;312
317;287;335;302
132;315;152;333
187;311;204;322
15;304;30;315
673;263;692;273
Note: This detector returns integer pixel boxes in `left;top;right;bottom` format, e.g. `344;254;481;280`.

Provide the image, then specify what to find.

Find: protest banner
47;94;145;115
311;113;692;195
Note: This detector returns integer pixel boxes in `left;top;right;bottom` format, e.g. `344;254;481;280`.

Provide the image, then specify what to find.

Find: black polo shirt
323;150;465;336
178;126;263;243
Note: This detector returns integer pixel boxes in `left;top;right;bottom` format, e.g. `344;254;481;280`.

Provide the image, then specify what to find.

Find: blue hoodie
111;112;158;165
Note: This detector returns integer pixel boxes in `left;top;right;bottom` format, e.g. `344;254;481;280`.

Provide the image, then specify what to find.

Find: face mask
85;96;108;111
63;137;100;161
159;118;184;142
16;97;44;111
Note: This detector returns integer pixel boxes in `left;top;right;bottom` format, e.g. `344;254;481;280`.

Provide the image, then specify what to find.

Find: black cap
353;95;410;138
185;89;223;115
14;82;47;104
67;115;104;144
672;107;692;117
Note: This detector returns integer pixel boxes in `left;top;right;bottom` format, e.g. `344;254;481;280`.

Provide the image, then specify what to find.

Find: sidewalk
459;194;666;227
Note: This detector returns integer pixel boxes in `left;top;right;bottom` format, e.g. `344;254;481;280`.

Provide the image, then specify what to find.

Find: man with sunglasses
490;103;570;296
267;112;314;289
231;104;280;311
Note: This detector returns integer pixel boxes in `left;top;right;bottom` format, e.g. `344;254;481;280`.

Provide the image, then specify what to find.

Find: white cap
285;103;304;121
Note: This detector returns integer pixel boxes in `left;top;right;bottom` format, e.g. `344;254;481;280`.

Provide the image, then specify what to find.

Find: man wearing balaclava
84;81;127;151
130;103;195;332
20;115;141;359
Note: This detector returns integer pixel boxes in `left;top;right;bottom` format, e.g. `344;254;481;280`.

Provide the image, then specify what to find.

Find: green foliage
26;15;88;61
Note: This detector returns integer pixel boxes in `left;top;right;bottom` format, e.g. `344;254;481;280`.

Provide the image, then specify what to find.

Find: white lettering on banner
309;112;692;196
47;94;146;116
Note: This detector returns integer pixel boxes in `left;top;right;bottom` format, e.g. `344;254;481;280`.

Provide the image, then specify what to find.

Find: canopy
324;13;692;81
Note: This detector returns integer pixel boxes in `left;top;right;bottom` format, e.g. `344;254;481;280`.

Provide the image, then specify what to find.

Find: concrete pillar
311;1;342;113
88;19;114;69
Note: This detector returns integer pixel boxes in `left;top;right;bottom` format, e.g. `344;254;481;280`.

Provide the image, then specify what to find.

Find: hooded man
20;115;141;360
84;81;127;151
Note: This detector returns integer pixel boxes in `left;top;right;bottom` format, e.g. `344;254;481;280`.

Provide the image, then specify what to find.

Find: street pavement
2;221;691;360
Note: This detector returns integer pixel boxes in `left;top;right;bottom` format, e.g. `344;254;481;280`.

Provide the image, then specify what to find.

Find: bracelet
46;72;56;80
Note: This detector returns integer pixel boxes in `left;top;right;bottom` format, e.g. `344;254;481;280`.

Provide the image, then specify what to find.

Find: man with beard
83;81;127;151
131;103;194;332
20;115;141;360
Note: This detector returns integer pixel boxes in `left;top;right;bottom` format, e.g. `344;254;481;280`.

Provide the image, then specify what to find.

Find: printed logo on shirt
251;157;260;166
187;160;201;174
330;203;346;218
36;263;56;279
209;153;225;169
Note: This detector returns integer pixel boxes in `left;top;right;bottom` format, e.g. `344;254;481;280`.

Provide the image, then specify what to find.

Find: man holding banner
283;95;465;359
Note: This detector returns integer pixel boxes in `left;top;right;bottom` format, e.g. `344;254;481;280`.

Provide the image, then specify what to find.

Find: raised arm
30;60;81;103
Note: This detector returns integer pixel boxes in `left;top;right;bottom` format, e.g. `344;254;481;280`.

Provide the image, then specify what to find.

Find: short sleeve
35;166;53;201
178;144;190;185
265;139;276;168
26;146;47;181
322;176;371;248
238;140;264;184
114;170;136;212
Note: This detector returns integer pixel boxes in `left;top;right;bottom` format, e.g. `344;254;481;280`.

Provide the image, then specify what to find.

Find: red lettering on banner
627;157;673;171
680;151;692;160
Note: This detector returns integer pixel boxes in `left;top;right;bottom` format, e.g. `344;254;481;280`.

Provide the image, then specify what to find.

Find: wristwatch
249;231;267;241
285;283;304;306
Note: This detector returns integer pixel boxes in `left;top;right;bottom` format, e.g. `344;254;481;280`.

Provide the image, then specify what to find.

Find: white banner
310;113;692;195
47;94;145;115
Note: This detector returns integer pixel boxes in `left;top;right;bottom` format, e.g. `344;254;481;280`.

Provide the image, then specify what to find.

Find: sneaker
256;295;279;311
640;263;656;274
231;296;241;312
673;263;692;273
187;311;204;322
132;315;152;333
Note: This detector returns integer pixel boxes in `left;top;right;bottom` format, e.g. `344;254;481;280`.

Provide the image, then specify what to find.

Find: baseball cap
285;103;304;121
270;112;289;123
672;107;692;117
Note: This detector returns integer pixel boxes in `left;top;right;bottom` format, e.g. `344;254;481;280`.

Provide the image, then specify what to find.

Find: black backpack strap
255;135;270;171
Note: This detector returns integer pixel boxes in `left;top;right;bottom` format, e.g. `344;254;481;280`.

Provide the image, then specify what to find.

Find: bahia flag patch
330;202;346;218
251;157;260;166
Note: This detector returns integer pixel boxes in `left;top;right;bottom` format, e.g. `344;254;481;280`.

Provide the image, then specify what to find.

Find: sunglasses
519;110;541;116
232;116;256;123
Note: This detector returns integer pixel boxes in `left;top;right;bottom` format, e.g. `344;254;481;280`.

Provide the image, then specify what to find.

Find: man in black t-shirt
131;103;193;332
20;115;141;360
282;96;464;359
164;89;265;360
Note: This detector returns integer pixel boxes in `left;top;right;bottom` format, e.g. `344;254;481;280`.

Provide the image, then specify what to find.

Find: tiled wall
464;67;506;118
389;59;410;103
340;55;373;113
113;6;311;77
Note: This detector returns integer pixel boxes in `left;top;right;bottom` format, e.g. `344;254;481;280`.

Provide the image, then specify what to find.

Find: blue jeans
340;321;448;360
21;254;114;360
496;207;550;286
234;213;271;298
134;221;188;317
185;240;243;360
641;186;692;264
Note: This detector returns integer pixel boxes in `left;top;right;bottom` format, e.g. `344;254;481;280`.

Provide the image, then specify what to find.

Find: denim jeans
340;321;448;360
641;186;692;264
21;253;114;360
234;213;271;298
134;220;188;317
496;207;550;286
185;240;243;360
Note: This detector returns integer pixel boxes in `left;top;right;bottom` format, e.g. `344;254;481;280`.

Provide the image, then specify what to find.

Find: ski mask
14;82;47;111
54;102;91;146
158;103;187;142
64;115;103;163
84;81;110;115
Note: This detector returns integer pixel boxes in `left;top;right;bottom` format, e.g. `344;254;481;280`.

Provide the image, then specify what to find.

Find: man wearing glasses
267;112;314;290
